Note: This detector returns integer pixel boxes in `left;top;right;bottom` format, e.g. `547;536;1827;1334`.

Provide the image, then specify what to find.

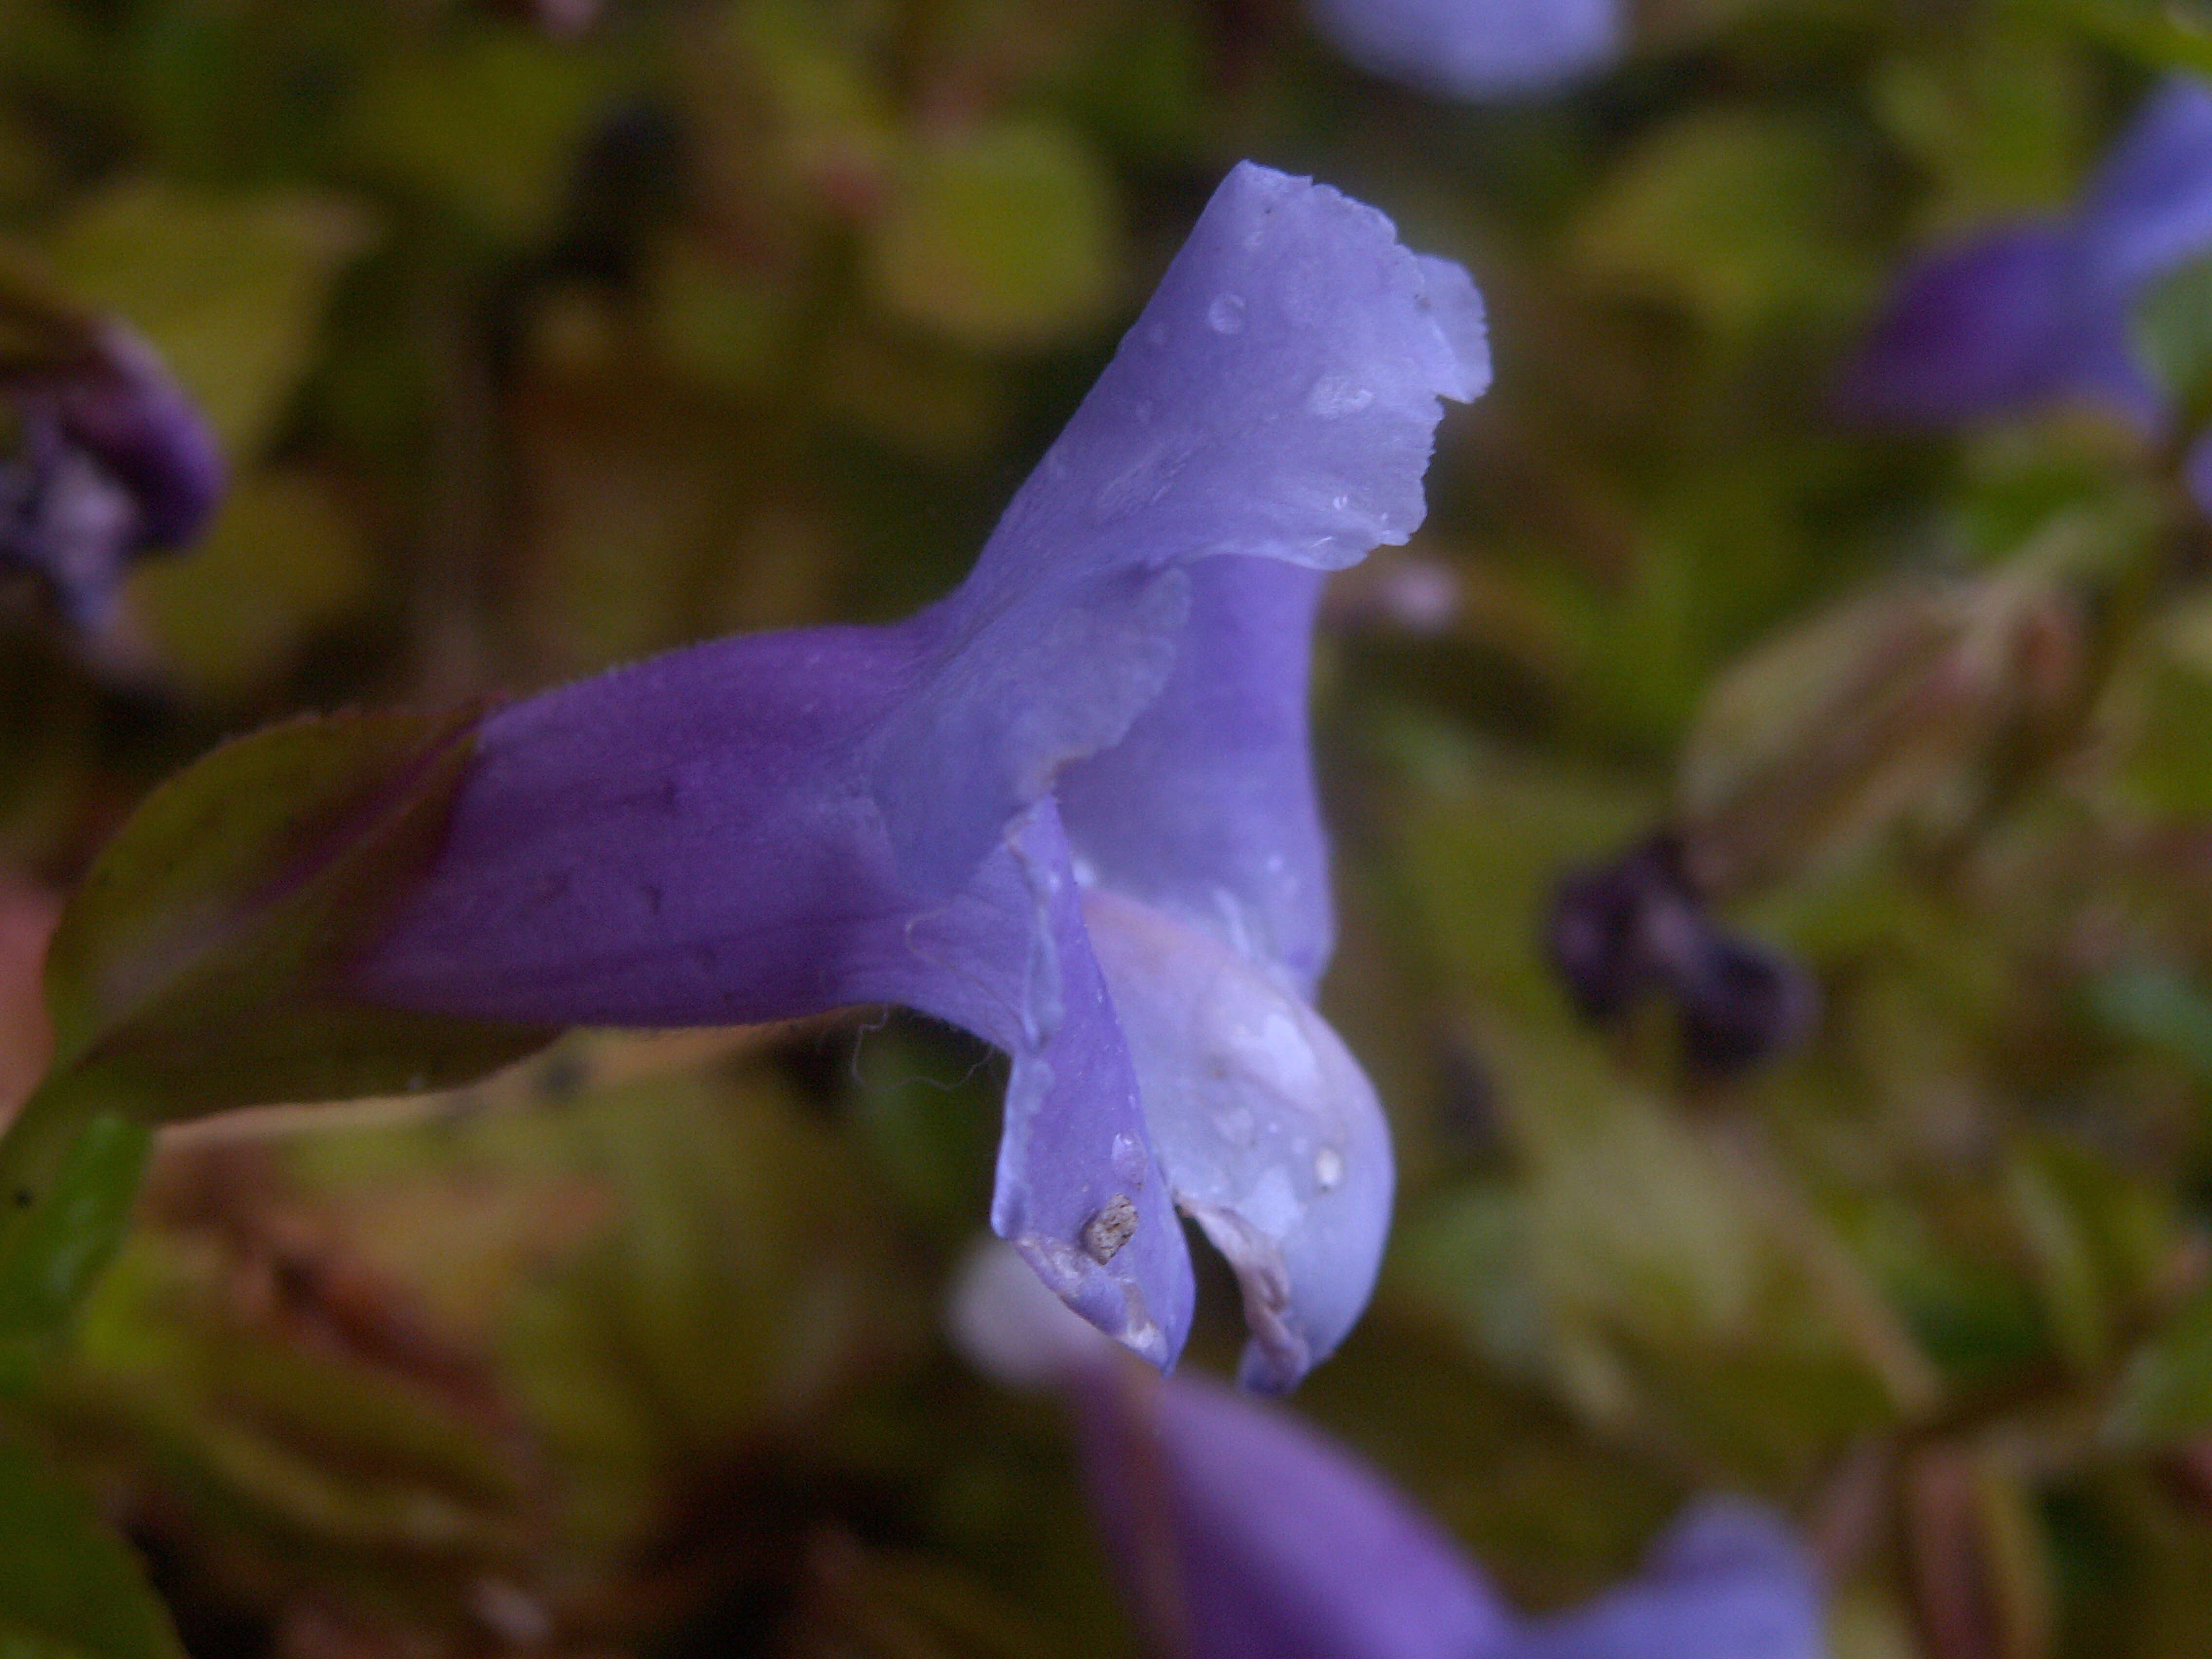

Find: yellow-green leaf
0;1437;183;1659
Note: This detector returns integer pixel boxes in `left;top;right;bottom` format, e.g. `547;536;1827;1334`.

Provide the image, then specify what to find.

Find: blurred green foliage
4;1;2212;1657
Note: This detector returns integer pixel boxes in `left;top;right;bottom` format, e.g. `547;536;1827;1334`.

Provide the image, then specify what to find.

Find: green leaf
1385;1181;1551;1383
848;1020;999;1234
2026;0;2212;77
44;179;373;455
0;1436;183;1659
866;119;1122;352
1869;23;2092;228
2088;962;2212;1083
1680;508;2136;894
0;1113;147;1396
1574;110;1873;338
0;708;552;1352
2119;656;2212;819
126;470;372;703
2004;1136;2171;1375
2109;1279;2212;1444
39;704;553;1118
1676;583;1988;892
346;33;616;245
2131;255;2212;420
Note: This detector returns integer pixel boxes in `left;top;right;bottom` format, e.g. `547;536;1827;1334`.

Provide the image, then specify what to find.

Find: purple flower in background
1307;0;1619;100
1548;833;1816;1075
951;1241;1827;1659
0;320;226;629
1840;77;2212;500
351;162;1490;1390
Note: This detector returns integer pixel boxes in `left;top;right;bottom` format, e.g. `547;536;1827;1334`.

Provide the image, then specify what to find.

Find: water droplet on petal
1111;1131;1148;1186
1207;293;1246;334
1306;375;1374;417
1314;1146;1344;1191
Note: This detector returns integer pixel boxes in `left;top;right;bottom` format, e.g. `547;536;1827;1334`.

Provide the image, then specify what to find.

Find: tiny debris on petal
1083;1193;1140;1264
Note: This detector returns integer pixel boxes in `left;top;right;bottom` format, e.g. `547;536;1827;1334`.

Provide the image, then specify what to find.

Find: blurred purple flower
954;1234;1825;1659
1840;76;2212;501
1307;0;1618;99
0;321;225;629
351;162;1489;1390
1082;1367;1823;1659
1548;833;1816;1075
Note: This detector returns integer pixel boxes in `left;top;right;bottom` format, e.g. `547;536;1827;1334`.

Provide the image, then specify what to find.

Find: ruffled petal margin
869;160;1487;898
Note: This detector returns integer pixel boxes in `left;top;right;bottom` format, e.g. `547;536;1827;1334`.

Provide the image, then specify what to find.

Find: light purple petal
2079;76;2212;295
1053;253;1483;989
1082;890;1394;1392
1511;1499;1824;1659
1835;225;2157;426
1308;0;1618;99
869;161;1487;898
1075;1365;1516;1659
1056;557;1334;992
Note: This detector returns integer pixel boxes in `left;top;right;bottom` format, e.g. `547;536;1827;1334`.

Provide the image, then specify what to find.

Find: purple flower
0;320;226;629
1307;0;1619;100
1548;833;1816;1075
1087;1371;1825;1659
1077;1360;1517;1659
1507;1497;1824;1659
951;1241;1826;1659
350;162;1489;1390
1839;77;2212;471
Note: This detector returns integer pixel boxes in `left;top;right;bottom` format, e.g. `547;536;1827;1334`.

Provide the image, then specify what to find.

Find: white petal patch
1081;888;1394;1391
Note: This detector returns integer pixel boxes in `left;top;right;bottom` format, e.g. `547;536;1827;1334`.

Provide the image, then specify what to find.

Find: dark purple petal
1307;0;1619;99
1834;226;2157;427
48;325;227;550
0;419;142;628
870;161;1486;899
1547;834;1684;1022
351;625;1194;1364
1075;1364;1516;1659
0;323;226;628
1668;929;1819;1076
2079;76;2212;295
1512;1498;1824;1659
1841;79;2212;434
1546;835;1816;1074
